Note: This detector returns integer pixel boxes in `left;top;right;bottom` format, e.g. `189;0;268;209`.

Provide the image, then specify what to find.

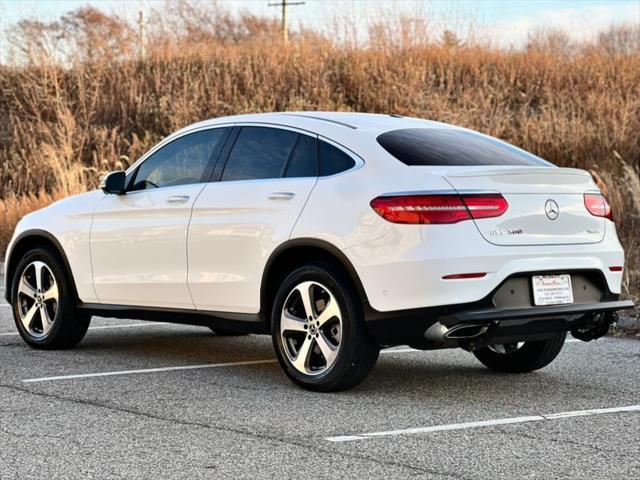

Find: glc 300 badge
490;228;524;236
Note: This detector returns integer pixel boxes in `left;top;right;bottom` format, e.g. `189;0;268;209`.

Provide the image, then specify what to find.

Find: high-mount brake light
370;193;508;224
584;193;613;221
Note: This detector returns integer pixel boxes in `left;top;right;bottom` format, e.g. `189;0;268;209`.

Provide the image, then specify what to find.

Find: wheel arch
260;238;369;332
4;230;79;303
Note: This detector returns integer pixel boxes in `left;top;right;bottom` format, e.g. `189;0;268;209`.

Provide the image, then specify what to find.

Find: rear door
187;125;318;313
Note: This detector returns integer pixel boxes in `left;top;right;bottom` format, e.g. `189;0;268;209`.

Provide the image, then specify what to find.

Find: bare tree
6;7;135;65
58;7;135;63
526;28;574;56
597;24;640;56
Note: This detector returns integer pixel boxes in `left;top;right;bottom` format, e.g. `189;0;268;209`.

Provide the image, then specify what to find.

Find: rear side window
285;134;318;178
376;128;553;167
319;140;356;176
222;127;298;181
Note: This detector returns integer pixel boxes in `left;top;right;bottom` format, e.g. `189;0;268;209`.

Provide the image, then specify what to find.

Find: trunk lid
439;166;605;246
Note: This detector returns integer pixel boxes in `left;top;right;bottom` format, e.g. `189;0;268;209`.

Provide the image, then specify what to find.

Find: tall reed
1;33;638;300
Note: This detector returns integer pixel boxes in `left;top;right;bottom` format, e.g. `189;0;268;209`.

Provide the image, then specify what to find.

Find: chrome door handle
166;195;190;204
268;192;296;201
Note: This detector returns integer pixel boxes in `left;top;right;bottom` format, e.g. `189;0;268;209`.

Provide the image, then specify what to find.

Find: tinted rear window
377;128;553;167
285;134;318;177
319;141;356;176
221;127;298;181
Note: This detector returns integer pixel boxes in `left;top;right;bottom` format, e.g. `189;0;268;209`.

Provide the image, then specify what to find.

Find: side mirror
100;171;126;194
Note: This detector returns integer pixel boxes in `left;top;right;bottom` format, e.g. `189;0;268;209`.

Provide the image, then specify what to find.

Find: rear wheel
473;332;567;373
11;247;91;349
271;262;379;392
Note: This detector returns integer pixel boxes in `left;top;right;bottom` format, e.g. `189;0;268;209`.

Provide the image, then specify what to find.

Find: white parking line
0;322;170;336
22;351;414;383
326;404;640;442
19;342;587;383
22;359;278;383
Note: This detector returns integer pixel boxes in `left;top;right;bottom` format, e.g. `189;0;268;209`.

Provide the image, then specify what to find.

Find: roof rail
282;113;357;130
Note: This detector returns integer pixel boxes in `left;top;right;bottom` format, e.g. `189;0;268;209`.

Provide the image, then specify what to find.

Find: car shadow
71;326;575;400
77;326;275;364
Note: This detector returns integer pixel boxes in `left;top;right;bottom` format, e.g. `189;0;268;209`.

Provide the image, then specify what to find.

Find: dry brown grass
0;191;63;256
0;26;638;300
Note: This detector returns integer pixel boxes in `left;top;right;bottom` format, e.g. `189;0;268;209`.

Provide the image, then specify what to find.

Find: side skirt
78;303;268;334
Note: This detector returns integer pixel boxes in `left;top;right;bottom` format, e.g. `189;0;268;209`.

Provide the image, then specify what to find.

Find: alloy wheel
280;281;343;376
16;261;59;338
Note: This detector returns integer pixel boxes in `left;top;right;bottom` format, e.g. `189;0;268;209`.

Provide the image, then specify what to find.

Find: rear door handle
166;195;190;204
268;192;296;201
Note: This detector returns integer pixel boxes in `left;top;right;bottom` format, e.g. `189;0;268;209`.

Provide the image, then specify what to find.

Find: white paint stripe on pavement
0;322;170;336
326;405;640;442
21;349;415;383
22;359;278;383
18;341;588;383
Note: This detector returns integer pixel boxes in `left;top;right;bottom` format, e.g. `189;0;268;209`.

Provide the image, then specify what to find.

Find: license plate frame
532;274;574;306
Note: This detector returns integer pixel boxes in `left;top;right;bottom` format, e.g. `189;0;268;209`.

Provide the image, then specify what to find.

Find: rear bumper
365;297;635;347
443;300;634;325
346;219;625;313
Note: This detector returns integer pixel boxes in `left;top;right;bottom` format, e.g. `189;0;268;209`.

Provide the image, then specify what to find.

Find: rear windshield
377;128;553;167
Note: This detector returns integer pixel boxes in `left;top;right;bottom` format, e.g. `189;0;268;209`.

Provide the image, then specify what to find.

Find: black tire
208;327;248;336
473;332;567;373
271;261;379;392
11;247;91;349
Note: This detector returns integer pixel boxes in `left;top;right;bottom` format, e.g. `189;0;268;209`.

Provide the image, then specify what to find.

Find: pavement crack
0;382;464;479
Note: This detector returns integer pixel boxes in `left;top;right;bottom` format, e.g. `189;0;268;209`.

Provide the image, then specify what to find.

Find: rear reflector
609;266;623;272
370;193;508;224
584;193;613;221
442;272;487;280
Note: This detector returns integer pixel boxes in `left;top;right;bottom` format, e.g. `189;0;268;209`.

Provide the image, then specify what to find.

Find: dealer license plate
532;274;573;306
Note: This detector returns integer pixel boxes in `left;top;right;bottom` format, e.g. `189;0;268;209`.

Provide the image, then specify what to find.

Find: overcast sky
1;0;638;50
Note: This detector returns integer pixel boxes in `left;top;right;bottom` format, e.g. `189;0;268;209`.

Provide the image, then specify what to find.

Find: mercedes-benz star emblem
545;199;559;220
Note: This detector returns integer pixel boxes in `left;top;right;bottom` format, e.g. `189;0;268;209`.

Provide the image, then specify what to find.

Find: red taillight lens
462;194;509;220
370;194;508;224
584;193;612;221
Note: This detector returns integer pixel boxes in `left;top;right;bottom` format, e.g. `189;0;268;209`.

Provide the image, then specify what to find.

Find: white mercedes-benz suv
4;112;633;391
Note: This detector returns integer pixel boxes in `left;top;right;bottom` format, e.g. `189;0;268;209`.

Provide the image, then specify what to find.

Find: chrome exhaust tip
424;322;489;342
444;324;489;340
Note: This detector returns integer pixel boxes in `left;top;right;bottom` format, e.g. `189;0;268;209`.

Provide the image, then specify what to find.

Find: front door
90;127;229;308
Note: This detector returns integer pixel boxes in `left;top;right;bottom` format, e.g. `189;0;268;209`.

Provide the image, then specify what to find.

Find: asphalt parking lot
1;277;639;479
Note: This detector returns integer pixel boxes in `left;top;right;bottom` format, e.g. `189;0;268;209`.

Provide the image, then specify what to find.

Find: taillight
370;193;508;224
584;193;612;221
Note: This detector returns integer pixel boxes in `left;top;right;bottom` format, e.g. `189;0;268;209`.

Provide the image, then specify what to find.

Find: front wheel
11;247;91;349
271;262;379;392
473;332;567;373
